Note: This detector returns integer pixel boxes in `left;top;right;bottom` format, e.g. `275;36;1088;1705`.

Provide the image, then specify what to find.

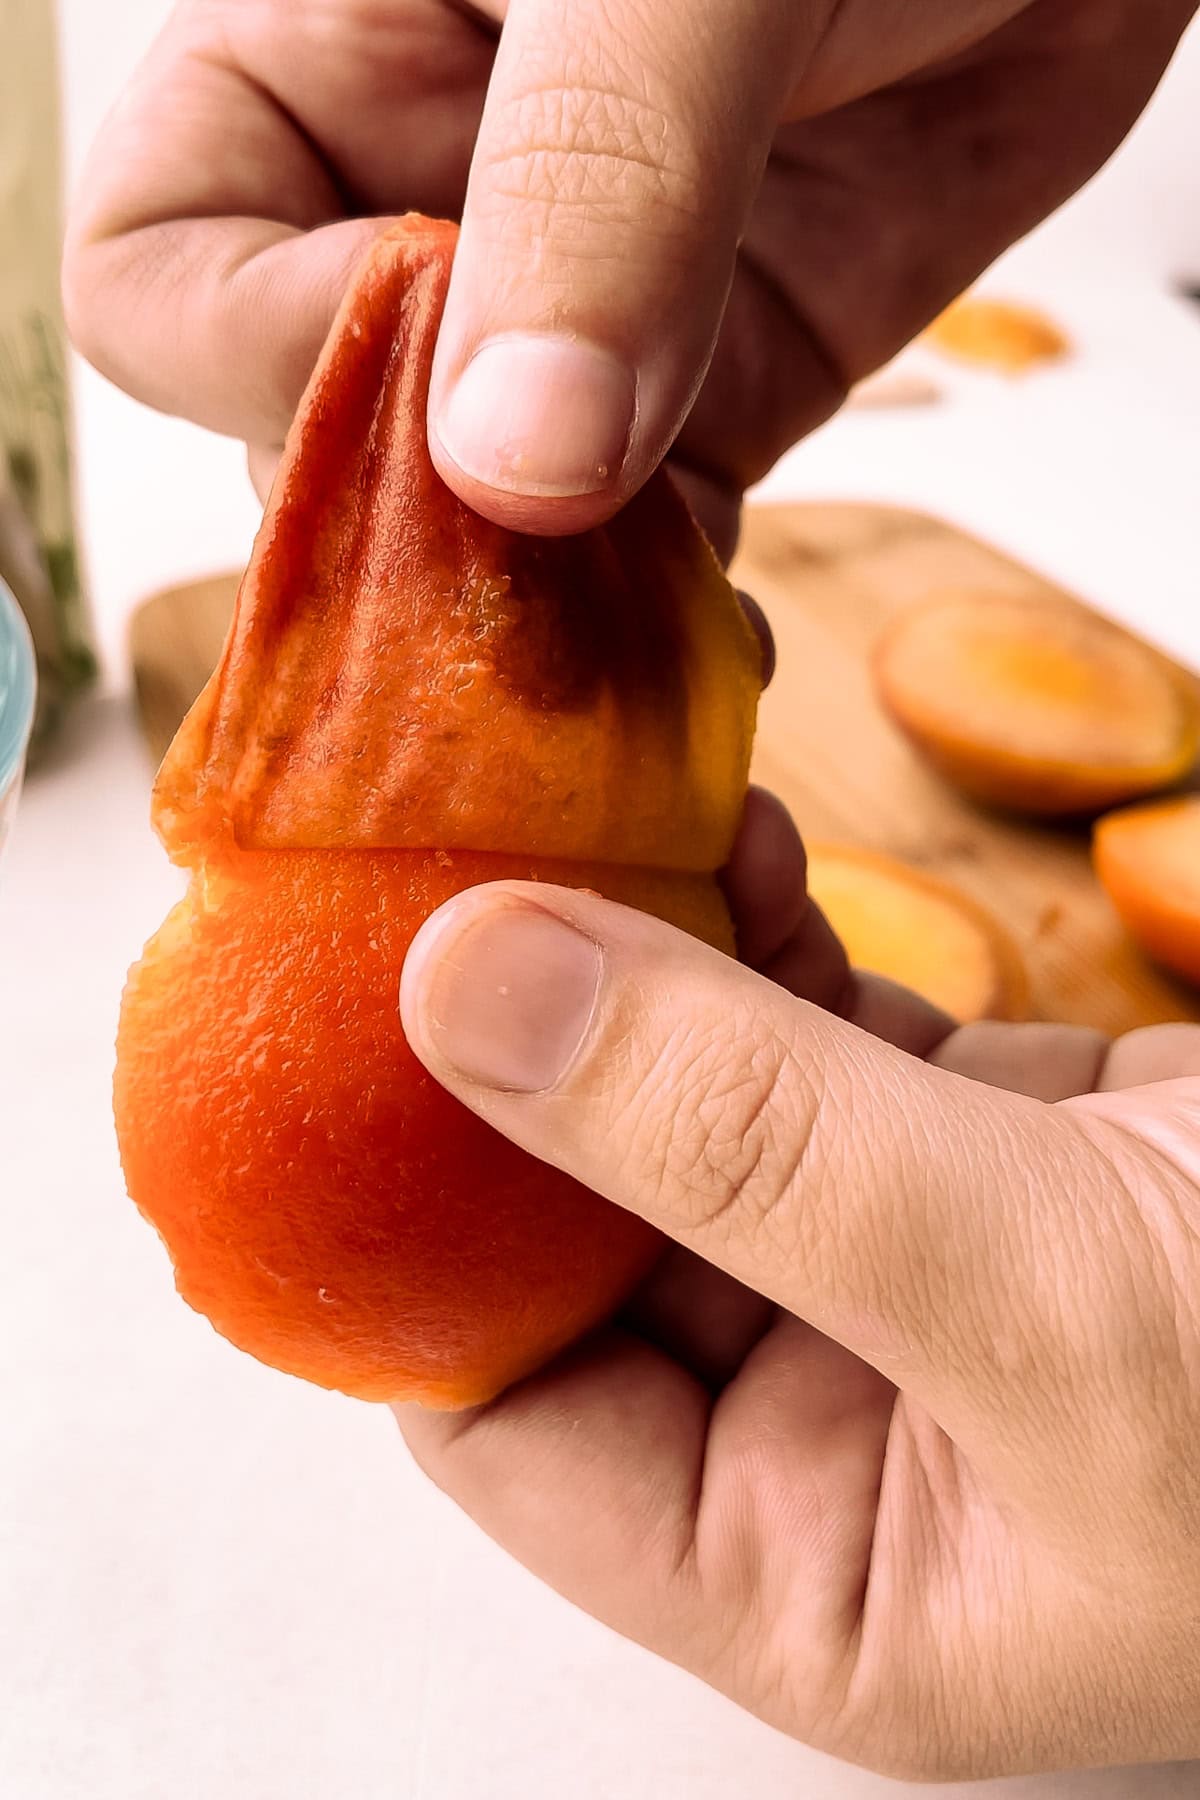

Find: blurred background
2;9;1200;1800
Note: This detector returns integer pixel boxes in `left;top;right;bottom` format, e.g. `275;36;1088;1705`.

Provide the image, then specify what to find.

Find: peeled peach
805;844;1029;1023
1094;796;1200;989
114;218;761;1407
875;592;1199;817
117;847;732;1407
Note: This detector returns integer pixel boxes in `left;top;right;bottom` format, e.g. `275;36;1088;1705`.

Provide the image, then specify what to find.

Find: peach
875;592;1198;816
806;843;1030;1023
1094;796;1200;989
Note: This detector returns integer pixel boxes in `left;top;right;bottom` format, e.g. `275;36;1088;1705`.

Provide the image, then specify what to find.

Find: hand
395;792;1200;1781
64;0;1196;558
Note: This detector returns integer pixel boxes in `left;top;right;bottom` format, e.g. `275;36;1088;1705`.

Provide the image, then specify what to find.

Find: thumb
428;0;807;533
400;882;1130;1446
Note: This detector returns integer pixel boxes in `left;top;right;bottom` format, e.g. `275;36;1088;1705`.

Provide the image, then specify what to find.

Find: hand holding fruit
398;821;1200;1781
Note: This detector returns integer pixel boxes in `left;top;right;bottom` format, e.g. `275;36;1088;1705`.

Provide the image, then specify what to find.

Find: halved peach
875;592;1199;816
1094;796;1200;988
805;843;1030;1023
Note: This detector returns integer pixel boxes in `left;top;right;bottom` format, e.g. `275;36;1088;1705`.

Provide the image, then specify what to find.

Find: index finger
62;1;488;444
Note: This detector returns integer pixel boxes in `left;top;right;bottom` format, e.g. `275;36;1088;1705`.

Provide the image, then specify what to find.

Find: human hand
64;0;1197;558
395;793;1200;1781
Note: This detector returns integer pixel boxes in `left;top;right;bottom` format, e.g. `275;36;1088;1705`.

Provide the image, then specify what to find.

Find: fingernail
436;334;635;497
414;899;601;1093
736;590;776;687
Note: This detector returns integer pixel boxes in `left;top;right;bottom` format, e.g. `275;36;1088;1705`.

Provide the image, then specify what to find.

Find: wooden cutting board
128;502;1200;1037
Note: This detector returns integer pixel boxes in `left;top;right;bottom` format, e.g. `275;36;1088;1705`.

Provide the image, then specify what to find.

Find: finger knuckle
620;1010;818;1252
480;69;703;249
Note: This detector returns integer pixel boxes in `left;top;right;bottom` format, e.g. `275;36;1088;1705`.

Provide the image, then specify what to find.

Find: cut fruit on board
734;503;1200;1036
806;843;1029;1023
1094;796;1200;989
874;590;1199;817
128;502;1200;1036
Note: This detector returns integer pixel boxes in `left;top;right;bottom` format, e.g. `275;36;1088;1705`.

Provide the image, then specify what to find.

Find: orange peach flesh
805;843;1030;1023
1094;796;1200;988
876;593;1199;816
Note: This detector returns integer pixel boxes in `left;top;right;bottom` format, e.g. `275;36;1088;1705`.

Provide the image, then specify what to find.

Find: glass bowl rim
0;576;37;794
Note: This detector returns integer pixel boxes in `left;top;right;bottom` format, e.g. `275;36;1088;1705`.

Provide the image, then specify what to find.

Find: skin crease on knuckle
612;1000;827;1259
475;79;711;281
468;0;779;282
601;992;919;1367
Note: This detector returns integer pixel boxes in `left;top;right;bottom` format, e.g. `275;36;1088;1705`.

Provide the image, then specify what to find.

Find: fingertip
246;442;282;504
847;975;957;1060
399;882;605;1099
736;785;807;868
434;0;793;542
1095;1022;1200;1092
398;883;499;1072
736;591;776;687
427;328;638;529
760;899;854;1014
722;787;808;968
426;433;628;535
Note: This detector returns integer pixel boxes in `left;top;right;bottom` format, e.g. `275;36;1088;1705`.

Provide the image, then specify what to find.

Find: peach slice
924;297;1070;373
1094;796;1200;988
805;843;1030;1023
875;592;1199;816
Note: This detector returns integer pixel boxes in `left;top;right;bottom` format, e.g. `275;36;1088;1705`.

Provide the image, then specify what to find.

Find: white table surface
4;6;1200;1785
